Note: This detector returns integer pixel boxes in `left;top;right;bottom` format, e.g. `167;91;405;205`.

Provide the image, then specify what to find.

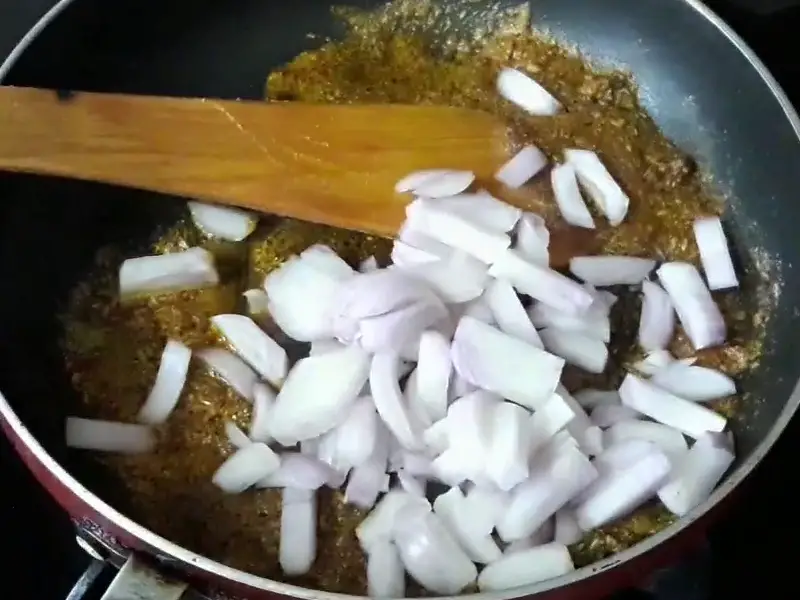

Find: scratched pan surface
0;0;799;596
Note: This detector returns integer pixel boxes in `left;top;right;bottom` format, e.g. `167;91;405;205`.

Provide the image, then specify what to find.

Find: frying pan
1;0;799;598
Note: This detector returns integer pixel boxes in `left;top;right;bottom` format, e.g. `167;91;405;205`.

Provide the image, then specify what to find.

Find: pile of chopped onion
65;67;742;595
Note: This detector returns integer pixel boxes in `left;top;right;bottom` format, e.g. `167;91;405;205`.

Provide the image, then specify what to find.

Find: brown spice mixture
61;1;768;593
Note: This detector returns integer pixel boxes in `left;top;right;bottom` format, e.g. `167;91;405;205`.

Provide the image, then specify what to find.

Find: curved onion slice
497;67;562;116
66;418;154;454
268;346;371;445
657;262;726;350
332;397;379;471
395;169;475;198
280;488;317;576
434;193;521;233
399;251;488;304
119;247;219;299
487;402;530;490
411;331;452;423
257;453;340;490
529;301;610;343
650;363;736;402
604;420;688;466
249;383;275;442
433;487;502;564
658;432;734;516
225;421;251;449
495;145;548;188
198;348;258;401
137;340;191;425
515;213;550;266
242;288;269;316
563;149;629;225
371;353;425;450
211;314;287;387
638;280;675;351
462;486;508;536
570;256;655;287
486;279;543;347
367;541;406;598
357;301;446;355
451;317;564;411
694;216;738;290
357;490;431;552
551;163;595;229
212;442;280;493
394;511;478;594
187;201;257;241
539;328;608;374
479;543;575;591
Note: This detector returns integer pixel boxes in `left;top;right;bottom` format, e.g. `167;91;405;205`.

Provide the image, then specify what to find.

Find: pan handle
66;553;190;600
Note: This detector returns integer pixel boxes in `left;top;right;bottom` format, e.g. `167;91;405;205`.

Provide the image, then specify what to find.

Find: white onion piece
66;418;155;454
479;542;574;591
514;213;550;266
249;383;275;442
462;486;508;536
434;487;502;564
358;301;446;355
357;490;431;552
137;340;191;425
460;293;495;326
411;331;452;423
346;461;391;509
638;280;675;352
211;314;287;388
242;288;269;316
498;444;597;541
694;217;739;290
268;346;371;445
539;328;608;374
187;202;257;241
486;279;543;347
658;432;735;516
398;225;455;259
449;370;479;402
657;262;726;350
198;348;258;402
444;390;499;468
399;251;488;304
575;450;671;530
556;387;604;457
394;511;477;594
489;249;595;316
225;421;251;449
592;439;657;475
590;404;640;428
503;521;555;554
405;199;511;264
563;149;629;225
554;510;582;545
119;247;219;298
280;488;317;575
371;353;425;451
391;240;443;267
309;339;345;356
650;363;736;402
257;453;340;490
530;301;611;343
527;394;577;458
431;449;475;487
395;169;475;198
604;420;689;466
422;419;449;455
397;470;426;497
619;374;727;439
451;317;564;410
495;145;548;188
633;349;677;376
367;541;406;598
334;398;379;470
570;256;655;287
487;402;531;491
264;245;354;342
551;163;595;229
395;452;434;477
434;193;521;233
212;443;280;493
573;389;621;409
360;255;379;273
497;67;562;116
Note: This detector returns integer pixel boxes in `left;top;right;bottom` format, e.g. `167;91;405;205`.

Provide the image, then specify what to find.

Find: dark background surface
0;0;798;598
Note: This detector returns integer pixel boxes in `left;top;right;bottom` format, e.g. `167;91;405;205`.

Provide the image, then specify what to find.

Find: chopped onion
395;169;475;198
650;362;736;402
399;250;488;304
66;417;155;454
443;391;499;471
479;542;574;590
486;279;543;347
638;280;675;352
658;432;735;516
604;420;689;466
529;301;610;343
391;240;443;267
434;193;522;233
187;201;257;241
423;419;450;455
280;487;317;575
211;314;287;388
356;490;431;552
309;339;345;356
551;163;595;229
268;346;371;445
225;421;251;449
405;199;511;264
590;404;640;428
556;387;604;456
539;328;608;374
554;510;582;545
633;349;677;376
137;340;191;425
434;487;502;564
394;511;478;594
573;389;621;409
694;216;739;290
570;256;655;287
360;255;379;273
367;541;406;598
431;448;476;487
592;439;658;475
563;149;629;225
514;213;550;266
657;262;726;350
119;247;219;298
371;353;425;451
249;383;275;442
358;301;446;355
334;398;379;470
527;393;577;457
212;442;281;493
257;453;340;490
397;470;426;497
497;67;562;116
397;225;455;259
410;331;452;423
242;288;269;317
198;348;258;401
462;485;508;536
451;317;564;410
346;461;391;509
489;249;595;316
486;402;531;491
619;374;727;439
495;145;548;188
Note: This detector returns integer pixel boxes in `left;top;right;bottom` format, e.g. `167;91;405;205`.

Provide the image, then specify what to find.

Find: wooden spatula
0;86;596;265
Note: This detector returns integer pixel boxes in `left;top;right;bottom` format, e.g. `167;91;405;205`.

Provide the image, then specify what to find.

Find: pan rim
1;0;799;597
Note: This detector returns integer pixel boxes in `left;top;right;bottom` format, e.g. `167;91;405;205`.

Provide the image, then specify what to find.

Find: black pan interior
1;0;799;513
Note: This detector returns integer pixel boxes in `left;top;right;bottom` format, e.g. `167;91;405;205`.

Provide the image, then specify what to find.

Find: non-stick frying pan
1;0;799;598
